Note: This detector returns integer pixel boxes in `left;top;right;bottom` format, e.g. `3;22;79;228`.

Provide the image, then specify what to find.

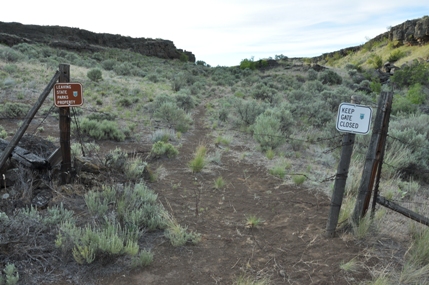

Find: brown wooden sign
53;83;83;107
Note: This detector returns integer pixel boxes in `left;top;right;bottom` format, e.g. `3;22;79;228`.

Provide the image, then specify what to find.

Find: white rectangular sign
336;103;372;135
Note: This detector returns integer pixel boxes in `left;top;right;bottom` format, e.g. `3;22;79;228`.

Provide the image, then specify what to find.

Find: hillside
1;16;429;285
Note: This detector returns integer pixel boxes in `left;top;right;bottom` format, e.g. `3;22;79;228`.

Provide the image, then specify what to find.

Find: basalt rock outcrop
0;21;195;62
312;16;429;63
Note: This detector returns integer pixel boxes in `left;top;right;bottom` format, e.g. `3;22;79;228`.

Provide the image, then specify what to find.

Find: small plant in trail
292;174;306;186
214;176;226;189
234;275;270;285
189;145;207;173
131;249;154;268
269;165;286;179
215;135;232;146
340;258;360;273
0;126;7;139
162;211;201;246
265;148;275;160
245;215;262;229
150;128;176;143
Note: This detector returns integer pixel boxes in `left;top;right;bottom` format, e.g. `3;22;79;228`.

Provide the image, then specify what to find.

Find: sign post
327;98;372;237
56;64;83;185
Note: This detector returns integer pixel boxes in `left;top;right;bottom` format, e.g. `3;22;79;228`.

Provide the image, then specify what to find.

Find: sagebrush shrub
154;102;192;132
253;113;285;150
233;98;267;126
175;90;195;112
87;68;103;82
0;102;31;118
150;141;179;158
101;59;116;70
318;70;342;85
77;118;126;141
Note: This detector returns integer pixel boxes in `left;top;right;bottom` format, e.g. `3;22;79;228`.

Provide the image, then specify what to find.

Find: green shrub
0;126;7;139
251;84;280;105
56;182;166;264
0;48;22;62
406;83;426;104
150;141;179;158
101;59;116;70
0;102;31;118
307;69;318;81
392;62;429;87
240;58;256;70
77;118;126;141
175;90;195;112
387;49;406;62
154;102;193;132
189;145;207;172
233;98;267;126
318;70;342;85
388;114;429;177
180;53;189;62
292;175;306;185
131;250;154;268
269;165;286;179
253;113;285;150
370;79;382;93
147;73;159;83
87;68;103;82
367;54;383;69
392;94;416;115
125;156;147;180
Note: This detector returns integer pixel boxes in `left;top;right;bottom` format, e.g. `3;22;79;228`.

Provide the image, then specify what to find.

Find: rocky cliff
0;21;195;62
312;15;429;62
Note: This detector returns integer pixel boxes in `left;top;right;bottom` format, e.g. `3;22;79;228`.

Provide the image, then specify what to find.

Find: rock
31;188;52;208
0;21;196;62
74;156;102;174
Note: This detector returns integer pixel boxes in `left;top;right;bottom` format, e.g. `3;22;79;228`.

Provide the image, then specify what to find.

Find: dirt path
104;106;369;284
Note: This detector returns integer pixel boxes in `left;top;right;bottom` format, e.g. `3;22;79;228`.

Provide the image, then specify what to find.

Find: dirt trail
104;106;369;285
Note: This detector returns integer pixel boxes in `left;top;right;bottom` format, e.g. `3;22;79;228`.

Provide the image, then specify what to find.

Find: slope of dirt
98;106;370;285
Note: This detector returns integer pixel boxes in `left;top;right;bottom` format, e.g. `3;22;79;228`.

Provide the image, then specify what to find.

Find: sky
2;1;429;66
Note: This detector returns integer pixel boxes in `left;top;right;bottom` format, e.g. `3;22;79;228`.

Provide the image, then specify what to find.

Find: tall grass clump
189;145;207;172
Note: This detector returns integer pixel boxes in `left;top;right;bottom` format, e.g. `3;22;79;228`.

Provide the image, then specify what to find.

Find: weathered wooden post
352;92;392;224
326;129;355;237
326;96;372;237
326;96;359;237
58;64;71;185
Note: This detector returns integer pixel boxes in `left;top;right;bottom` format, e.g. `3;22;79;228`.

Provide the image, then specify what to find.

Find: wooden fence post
326;96;359;237
59;64;71;185
352;91;393;224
